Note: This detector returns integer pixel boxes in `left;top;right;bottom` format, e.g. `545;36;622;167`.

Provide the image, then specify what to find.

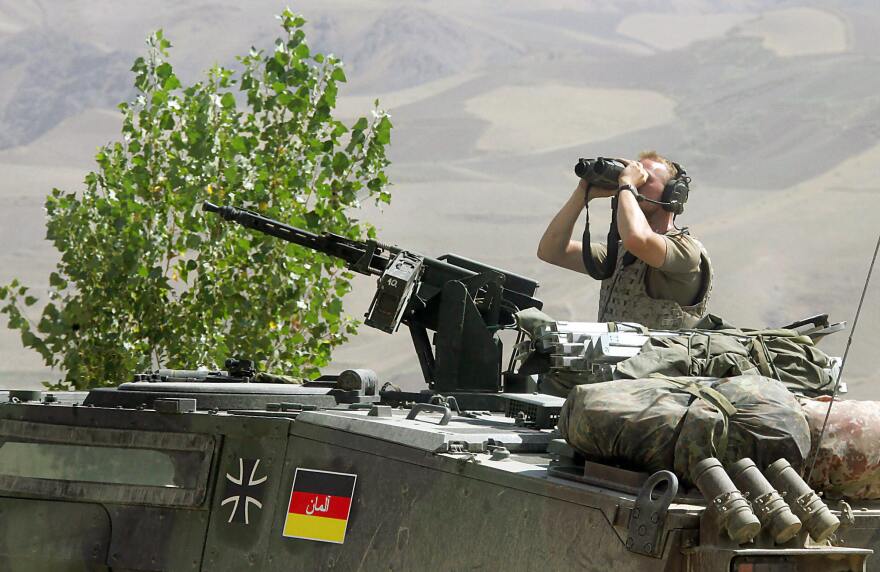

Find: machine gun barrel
203;201;391;276
204;200;544;393
202;202;533;299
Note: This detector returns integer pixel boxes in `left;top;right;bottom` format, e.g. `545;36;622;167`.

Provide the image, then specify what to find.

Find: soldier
537;151;712;329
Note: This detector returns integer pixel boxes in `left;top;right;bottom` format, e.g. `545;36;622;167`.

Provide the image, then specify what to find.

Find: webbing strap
650;374;738;459
581;185;619;281
749;335;785;381
749;335;774;378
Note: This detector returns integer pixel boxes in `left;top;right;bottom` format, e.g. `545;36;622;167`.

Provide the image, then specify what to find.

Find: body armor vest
597;234;713;329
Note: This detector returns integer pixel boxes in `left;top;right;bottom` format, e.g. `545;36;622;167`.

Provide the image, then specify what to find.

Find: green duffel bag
559;374;811;485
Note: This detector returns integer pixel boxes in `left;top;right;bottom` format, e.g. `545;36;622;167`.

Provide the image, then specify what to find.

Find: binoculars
574;157;627;190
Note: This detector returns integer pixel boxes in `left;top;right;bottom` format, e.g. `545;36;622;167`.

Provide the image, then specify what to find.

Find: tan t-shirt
589;233;703;306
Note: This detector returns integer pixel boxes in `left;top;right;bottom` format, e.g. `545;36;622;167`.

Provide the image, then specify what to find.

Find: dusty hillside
0;0;877;398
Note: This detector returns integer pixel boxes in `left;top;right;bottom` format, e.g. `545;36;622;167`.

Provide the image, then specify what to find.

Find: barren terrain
0;0;877;398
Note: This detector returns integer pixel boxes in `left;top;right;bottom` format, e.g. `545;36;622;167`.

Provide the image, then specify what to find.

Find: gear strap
650;374;738;460
581;187;620;280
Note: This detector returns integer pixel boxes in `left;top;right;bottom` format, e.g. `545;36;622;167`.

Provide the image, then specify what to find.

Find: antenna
805;232;880;484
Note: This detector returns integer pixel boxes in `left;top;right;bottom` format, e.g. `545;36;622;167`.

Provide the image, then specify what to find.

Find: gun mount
203;201;543;397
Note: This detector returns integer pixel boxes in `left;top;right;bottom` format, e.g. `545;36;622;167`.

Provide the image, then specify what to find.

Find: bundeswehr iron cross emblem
221;458;268;525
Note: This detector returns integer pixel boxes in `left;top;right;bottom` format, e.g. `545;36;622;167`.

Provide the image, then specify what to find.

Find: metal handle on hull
406;403;452;425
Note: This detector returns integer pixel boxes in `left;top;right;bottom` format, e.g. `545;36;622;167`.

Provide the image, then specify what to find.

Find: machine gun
203;202;543;397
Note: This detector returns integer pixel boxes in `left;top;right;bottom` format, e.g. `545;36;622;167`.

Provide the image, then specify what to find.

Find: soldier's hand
575;178;611;201
577;178;615;202
588;186;617;201
619;159;648;188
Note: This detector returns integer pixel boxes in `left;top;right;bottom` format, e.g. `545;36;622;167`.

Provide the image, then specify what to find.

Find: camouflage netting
801;397;880;500
558;374;811;486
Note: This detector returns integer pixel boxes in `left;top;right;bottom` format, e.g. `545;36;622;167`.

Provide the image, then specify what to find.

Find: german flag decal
283;468;357;544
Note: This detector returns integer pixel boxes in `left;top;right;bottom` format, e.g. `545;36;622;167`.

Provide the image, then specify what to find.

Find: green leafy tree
0;10;392;390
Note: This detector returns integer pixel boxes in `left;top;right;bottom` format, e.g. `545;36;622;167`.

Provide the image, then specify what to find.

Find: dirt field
0;0;877;398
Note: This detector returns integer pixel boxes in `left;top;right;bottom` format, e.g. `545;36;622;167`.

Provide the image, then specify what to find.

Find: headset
635;161;691;215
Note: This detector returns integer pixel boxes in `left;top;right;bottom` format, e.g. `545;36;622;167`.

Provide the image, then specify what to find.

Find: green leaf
330;67;347;83
220;93;236;109
21;331;38;348
156;62;173;79
375;116;392;145
351;117;368;131
326;298;342;316
185;234;202;249
231;136;247;153
163;75;181;90
331;152;350;174
293;43;310;60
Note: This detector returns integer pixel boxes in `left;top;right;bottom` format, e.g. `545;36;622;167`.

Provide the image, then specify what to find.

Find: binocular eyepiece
574;157;627;190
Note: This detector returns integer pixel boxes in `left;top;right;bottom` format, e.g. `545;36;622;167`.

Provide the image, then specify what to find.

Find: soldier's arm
616;169;668;268
537;180;614;274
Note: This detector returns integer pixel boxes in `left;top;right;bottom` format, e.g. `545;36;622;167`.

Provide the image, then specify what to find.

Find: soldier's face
638;159;671;212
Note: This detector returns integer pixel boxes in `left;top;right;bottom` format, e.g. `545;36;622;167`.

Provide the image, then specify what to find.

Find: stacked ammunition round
694;458;761;543
766;458;840;543
728;458;802;543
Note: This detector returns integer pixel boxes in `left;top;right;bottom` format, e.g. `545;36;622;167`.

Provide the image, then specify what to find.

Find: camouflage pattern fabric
559;375;810;486
762;336;834;395
673;375;810;486
614;332;835;397
558;378;692;473
801;397;880;499
614;333;756;379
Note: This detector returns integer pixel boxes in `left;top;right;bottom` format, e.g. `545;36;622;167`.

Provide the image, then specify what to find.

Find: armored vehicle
0;203;876;571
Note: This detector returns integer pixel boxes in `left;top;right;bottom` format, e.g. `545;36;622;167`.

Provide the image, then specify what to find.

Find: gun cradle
365;251;424;333
433;279;504;393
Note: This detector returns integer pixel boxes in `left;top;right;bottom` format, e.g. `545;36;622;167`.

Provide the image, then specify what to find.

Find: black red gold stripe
283;468;357;544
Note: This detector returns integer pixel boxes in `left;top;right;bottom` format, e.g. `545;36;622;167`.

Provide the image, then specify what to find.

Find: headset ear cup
673;180;689;214
662;178;689;214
